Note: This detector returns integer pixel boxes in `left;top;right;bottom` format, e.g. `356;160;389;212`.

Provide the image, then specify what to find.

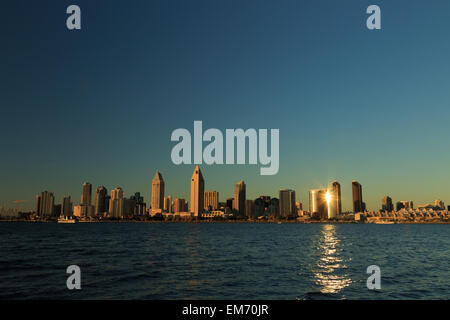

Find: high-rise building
233;181;246;217
254;198;265;217
245;200;254;218
268;198;280;217
331;181;342;216
151;170;165;210
109;187;124;218
174;198;186;213
382;196;394;212
163;195;173;213
94;186;108;216
204;191;219;211
36;191;55;217
279;189;296;218
309;188;328;219
226;198;234;210
132;192;146;216
190;166;204;216
352;180;363;213
61;196;72;217
81;182;92;205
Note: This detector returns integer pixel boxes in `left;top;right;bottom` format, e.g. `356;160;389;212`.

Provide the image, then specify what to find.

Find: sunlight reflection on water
313;224;352;294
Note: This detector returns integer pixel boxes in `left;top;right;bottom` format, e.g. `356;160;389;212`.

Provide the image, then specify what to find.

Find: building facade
190;166;204;216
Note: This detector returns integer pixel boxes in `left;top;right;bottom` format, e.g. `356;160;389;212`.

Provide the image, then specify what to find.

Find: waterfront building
204;191;219;211
382;196;394;212
151;170;165;210
352;180;364;213
233;181;246;217
245;199;254;218
94;186;108;216
226;198;234;210
81;182;92;205
268;198;279;217
279;189;296;218
190;166;205;216
309;188;328;219
109;187;124;218
174;198;186;213
331;181;342;216
73;204;94;217
254;198;265;217
36;191;55;217
61;196;73;217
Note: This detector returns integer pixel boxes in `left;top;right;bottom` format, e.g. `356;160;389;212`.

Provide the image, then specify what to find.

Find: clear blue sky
1;0;450;211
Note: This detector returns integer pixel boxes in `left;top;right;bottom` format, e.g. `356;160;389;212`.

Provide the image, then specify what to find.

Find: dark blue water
0;222;449;299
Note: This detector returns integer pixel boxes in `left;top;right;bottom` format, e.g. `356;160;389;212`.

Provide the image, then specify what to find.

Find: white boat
57;216;77;224
374;220;394;224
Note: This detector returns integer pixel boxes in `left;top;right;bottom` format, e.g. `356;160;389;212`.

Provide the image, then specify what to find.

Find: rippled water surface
1;222;449;299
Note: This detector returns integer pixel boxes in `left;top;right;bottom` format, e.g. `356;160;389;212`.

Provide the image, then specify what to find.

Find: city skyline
7;166;447;216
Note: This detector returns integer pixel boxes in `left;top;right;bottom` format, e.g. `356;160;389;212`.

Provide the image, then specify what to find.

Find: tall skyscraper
279;189;296;218
109;187;124;218
36;191;55;217
382;196;394;212
81;182;92;205
233;181;246;217
190;165;204;216
94;186;108;216
204;191;219;211
309;188;328;219
151;170;164;210
61;196;73;217
352;180;363;213
331;181;342;216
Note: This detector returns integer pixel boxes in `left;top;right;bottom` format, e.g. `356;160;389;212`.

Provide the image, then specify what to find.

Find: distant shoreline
1;219;450;224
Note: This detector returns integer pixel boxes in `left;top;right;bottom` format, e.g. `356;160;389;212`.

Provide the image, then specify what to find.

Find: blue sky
1;0;450;211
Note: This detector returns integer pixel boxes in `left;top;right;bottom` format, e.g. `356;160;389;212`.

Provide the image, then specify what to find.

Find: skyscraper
309;188;328;219
174;198;186;213
37;191;55;217
61;196;73;217
233;181;246;217
268;198;280;217
190;165;204;216
163;196;173;213
382;196;394;212
352;180;363;213
331;181;342;216
254;198;265;217
204;191;219;211
279;189;296;218
94;186;108;216
151;170;164;210
109;187;124;218
81;182;92;205
245;199;254;218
